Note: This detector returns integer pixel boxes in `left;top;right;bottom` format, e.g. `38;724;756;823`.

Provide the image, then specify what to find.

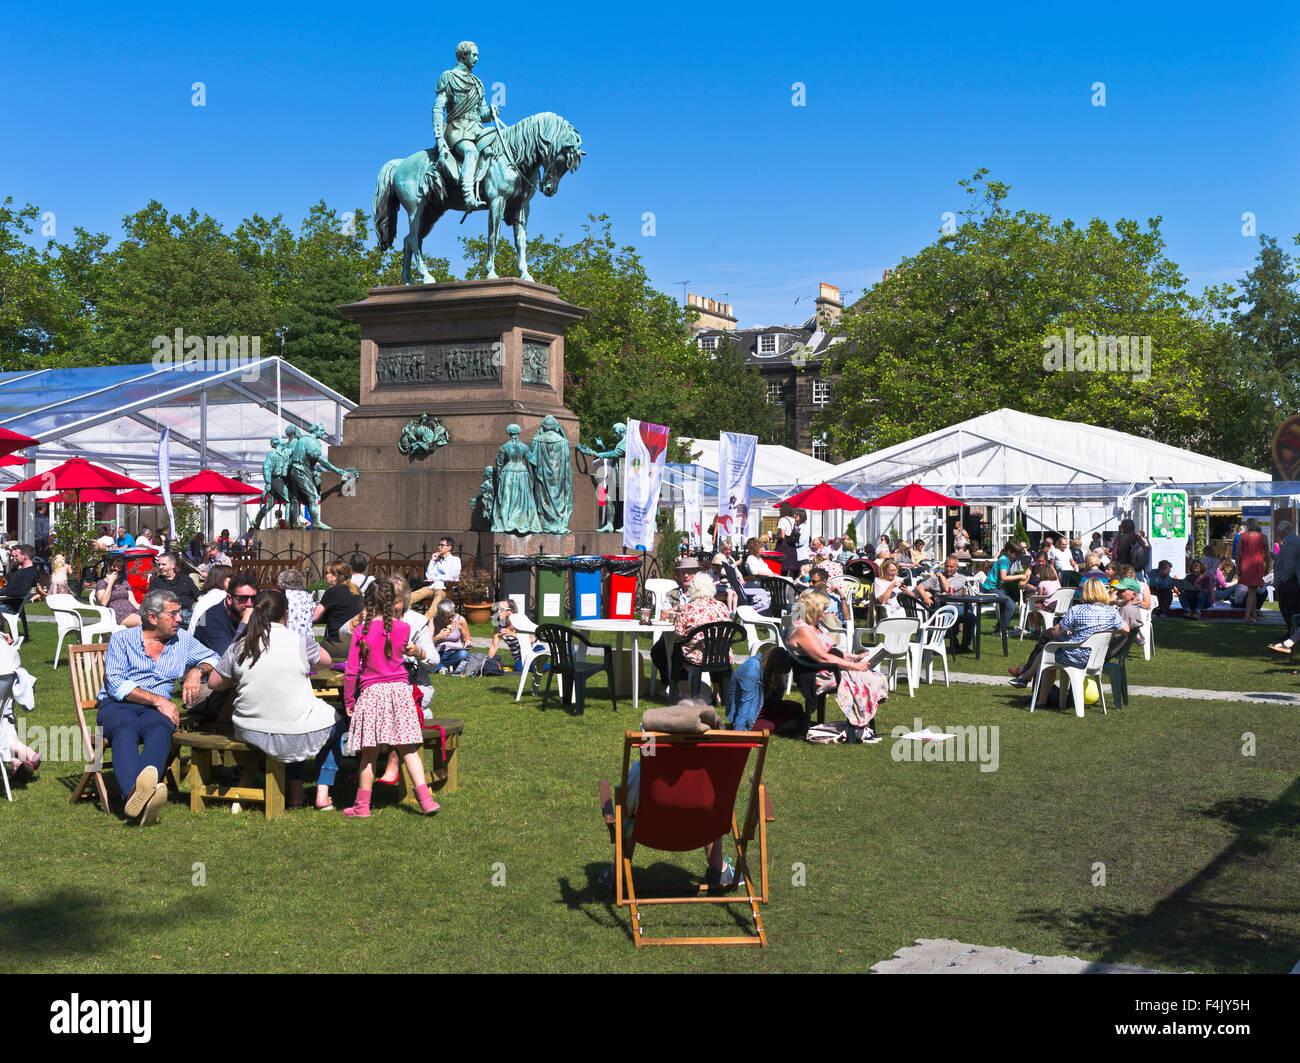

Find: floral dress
674;595;733;666
793;619;888;728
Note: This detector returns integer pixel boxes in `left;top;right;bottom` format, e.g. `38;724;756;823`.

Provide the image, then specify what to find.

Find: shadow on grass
1019;776;1300;972
0;886;229;965
559;861;756;944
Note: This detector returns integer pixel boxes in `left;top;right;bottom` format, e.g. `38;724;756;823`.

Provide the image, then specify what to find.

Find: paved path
946;670;1300;706
871;938;1168;974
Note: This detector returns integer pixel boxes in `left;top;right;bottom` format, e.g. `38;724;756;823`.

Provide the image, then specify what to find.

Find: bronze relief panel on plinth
376;339;501;387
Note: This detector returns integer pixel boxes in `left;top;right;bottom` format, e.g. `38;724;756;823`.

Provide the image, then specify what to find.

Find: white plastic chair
1023;587;1075;640
1029;630;1113;717
510;612;550;702
735;605;780;658
0;611;21;647
645;578;678;617
909;605;958;686
46;593;119;666
863;616;920;697
1138;607;1153;660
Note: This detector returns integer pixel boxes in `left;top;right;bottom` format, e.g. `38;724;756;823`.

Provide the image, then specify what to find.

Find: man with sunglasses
194;573;260;658
99;589;219;825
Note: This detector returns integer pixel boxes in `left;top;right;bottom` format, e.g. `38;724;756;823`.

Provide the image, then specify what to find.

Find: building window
812;379;831;405
759;334;776;354
698;336;716;350
812;435;830;462
766;381;783;405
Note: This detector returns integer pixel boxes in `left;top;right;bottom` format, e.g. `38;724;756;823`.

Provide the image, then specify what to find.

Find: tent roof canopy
0;359;354;478
824;409;1270;488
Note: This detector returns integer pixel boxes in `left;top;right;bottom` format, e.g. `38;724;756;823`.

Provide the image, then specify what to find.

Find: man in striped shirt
98;589;219;825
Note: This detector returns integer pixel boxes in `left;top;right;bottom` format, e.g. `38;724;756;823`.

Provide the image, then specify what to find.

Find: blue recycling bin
570;555;604;620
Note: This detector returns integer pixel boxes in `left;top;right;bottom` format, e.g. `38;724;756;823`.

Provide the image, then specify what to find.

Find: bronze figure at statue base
255;278;614;571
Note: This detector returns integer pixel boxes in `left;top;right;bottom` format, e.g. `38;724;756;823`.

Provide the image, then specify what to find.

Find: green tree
1202;234;1300;469
0;199;91;369
819;171;1217;457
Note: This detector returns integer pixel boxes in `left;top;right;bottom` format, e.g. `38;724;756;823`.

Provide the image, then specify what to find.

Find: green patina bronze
282;423;359;530
374;41;585;284
491;423;540;535
398;413;450;457
250;435;290;531
530;415;571;533
578;423;626;532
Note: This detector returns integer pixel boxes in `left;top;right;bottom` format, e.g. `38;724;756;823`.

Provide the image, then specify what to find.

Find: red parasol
0;454;30;468
863;483;964;508
781;482;868;511
7;458;150;496
0;427;39;458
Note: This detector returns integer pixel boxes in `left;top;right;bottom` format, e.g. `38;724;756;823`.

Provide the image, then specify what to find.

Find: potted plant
457;572;493;624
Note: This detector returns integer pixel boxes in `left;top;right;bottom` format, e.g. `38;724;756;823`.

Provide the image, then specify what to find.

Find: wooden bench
370;558;425;583
168;730;287;819
239;557;307;590
395;719;463;809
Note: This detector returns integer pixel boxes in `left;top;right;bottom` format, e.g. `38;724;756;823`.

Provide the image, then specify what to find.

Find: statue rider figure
433;41;500;211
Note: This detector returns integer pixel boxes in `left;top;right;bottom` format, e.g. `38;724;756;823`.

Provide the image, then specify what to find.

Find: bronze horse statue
374;111;583;284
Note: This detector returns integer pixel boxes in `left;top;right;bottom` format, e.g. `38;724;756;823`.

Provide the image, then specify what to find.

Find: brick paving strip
871;938;1169;974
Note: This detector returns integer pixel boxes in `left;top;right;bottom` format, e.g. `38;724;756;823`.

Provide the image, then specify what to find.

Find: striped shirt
1055;604;1124;668
101;626;219;702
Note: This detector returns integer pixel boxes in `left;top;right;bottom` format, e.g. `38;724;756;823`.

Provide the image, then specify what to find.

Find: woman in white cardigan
207;588;335;808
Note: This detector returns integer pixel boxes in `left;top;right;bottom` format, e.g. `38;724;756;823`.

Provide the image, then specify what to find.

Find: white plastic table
571;618;674;709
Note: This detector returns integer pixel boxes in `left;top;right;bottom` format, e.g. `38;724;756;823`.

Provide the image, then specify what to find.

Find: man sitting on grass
98;590;218;825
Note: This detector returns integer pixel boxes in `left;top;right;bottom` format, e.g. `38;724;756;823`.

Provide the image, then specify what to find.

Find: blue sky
3;1;1297;327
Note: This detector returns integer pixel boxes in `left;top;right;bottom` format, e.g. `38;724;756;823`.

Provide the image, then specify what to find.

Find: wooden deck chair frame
599;730;774;947
68;643;112;810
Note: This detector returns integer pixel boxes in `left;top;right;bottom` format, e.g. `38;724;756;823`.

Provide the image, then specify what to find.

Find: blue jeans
987;589;1017;631
438;648;469;671
97;698;175;793
313;714;351;787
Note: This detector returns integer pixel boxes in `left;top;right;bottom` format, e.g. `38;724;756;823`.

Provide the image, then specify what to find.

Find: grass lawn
2;609;1297;974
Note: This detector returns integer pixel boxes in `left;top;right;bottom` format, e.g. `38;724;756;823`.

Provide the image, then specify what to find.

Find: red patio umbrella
7;458;150;499
864;483;965;554
0;427;39;458
0;454;30;468
168;469;263;538
781;482;868;511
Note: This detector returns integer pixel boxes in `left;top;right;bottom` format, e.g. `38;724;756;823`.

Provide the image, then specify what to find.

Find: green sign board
1150;490;1188;540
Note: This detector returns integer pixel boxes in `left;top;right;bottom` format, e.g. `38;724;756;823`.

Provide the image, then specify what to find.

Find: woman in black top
313;560;363;655
775;502;800;577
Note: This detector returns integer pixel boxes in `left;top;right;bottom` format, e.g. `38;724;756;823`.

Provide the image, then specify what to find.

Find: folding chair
68;643;112;809
598;729;774;947
535;624;617;715
46;593;119;667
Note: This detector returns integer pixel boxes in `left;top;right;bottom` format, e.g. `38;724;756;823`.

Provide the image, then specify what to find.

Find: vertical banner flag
158;427;177;539
623;419;670;552
716;431;758;544
683;475;702;550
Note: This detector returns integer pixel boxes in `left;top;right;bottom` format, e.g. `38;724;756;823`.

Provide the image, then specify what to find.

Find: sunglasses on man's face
232;592;257;602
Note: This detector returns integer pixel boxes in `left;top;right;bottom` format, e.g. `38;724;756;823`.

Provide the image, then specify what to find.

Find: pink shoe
342;790;372;818
414;783;440;816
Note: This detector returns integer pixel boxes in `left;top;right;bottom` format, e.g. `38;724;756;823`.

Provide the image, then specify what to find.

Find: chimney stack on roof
814;282;843;327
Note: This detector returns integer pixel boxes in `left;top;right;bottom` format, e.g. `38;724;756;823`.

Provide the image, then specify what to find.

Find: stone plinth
295;279;596;567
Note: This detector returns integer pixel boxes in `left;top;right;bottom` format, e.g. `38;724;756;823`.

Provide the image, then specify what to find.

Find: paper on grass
898;729;957;742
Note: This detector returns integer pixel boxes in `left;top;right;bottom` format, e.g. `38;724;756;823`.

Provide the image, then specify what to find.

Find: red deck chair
598;730;774;947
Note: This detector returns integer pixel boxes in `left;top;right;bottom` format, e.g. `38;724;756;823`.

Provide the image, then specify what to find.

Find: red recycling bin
109;548;157;599
761;551;784;575
603;555;640;619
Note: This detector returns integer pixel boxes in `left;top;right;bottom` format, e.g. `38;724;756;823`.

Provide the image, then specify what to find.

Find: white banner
158;427;177;540
623;419;670;552
716;431;757;545
683;476;702;549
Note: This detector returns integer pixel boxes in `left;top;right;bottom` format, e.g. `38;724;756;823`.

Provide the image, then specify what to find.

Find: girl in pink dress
342;580;439;817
